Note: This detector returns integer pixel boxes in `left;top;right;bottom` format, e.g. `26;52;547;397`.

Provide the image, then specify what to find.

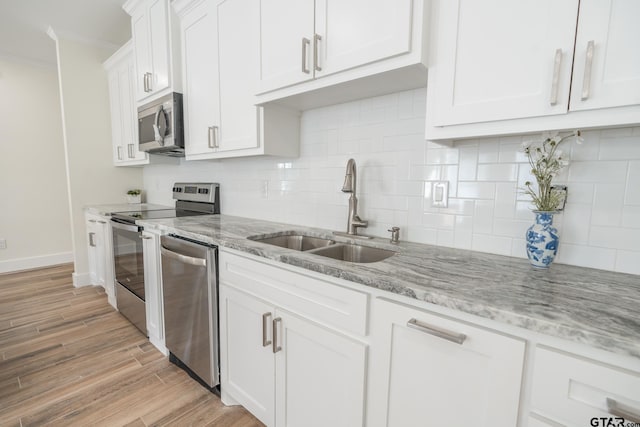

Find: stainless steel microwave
138;92;184;156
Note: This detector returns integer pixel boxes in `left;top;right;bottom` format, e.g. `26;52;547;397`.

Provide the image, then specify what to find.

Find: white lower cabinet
142;229;165;353
530;346;640;426
219;250;368;427
85;213;115;307
367;297;526;427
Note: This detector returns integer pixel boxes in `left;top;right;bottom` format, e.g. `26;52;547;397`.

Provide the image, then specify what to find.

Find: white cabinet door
216;0;260;153
148;0;171;95
220;285;276;426
258;0;315;93
570;0;640;112
107;71;125;163
181;0;220;157
132;11;152;101
274;309;366;427
315;0;413;78
430;0;579;126
367;298;525;427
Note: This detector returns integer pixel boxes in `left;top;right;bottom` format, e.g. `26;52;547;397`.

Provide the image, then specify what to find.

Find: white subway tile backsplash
143;89;640;275
477;163;518;181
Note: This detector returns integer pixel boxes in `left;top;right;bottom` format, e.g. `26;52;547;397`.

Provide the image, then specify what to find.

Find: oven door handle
111;220;142;233
160;246;207;267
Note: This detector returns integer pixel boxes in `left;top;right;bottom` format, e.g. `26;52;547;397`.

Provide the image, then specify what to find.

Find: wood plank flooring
0;263;264;427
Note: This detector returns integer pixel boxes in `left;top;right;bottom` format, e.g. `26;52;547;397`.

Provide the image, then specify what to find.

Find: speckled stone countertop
137;214;640;359
84;203;172;216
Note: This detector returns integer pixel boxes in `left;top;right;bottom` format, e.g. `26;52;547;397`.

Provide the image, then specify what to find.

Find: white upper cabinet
257;0;429;109
570;0;640;112
175;0;299;161
426;0;640;140
104;41;149;166
124;0;181;103
429;0;578;127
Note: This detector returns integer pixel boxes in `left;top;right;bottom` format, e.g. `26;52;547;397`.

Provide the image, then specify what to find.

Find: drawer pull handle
607;398;640;423
262;312;272;347
549;48;562;106
272;317;282;353
581;40;595;101
407;318;466;345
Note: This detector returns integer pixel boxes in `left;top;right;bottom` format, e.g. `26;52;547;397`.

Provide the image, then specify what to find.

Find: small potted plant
521;130;582;268
126;189;142;204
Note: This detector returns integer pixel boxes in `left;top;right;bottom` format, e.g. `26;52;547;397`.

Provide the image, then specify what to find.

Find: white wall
0;58;73;273
52;35;143;283
143;89;640;275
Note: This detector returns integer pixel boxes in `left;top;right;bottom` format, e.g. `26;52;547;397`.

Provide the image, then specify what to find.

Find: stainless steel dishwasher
160;234;219;389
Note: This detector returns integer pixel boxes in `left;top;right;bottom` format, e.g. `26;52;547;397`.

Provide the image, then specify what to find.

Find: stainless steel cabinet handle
549;48;562;106
141;235;153;240
313;34;322;72
88;232;96;247
127;143;134;159
581;40;595;101
160;246;207;267
208;126;218;149
272;317;282;353
98;220;107;224
117;146;123;160
262;312;272;347
607;398;640;423
144;72;153;93
407;318;466;345
88;219;97;223
301;38;311;74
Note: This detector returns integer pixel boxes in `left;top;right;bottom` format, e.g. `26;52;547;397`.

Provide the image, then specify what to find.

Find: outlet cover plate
432;181;449;208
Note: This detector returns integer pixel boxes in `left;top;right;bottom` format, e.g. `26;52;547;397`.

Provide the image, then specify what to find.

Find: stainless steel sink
249;234;335;251
309;244;395;263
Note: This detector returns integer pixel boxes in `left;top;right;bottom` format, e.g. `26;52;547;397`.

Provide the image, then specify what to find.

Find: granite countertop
85;203;172;216
137;214;640;359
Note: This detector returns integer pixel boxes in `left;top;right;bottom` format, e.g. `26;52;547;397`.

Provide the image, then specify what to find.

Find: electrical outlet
0;239;6;250
262;180;269;198
551;185;568;211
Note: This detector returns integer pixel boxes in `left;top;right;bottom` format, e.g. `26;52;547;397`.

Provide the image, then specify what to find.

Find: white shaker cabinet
175;0;299;161
569;0;640;112
124;0;181;103
426;0;640;140
104;42;149;167
257;0;429;109
84;213;115;308
219;250;368;427
367;297;525;427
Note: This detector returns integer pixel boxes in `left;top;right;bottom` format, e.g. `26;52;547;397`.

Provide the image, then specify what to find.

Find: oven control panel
172;183;219;205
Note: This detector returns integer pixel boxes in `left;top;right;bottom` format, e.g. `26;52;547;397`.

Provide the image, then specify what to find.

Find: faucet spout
341;159;367;235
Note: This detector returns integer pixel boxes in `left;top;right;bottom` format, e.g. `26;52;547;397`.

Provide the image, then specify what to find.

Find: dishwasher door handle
161;246;207;267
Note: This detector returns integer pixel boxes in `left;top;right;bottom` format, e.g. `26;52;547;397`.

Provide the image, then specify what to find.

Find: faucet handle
388;227;400;244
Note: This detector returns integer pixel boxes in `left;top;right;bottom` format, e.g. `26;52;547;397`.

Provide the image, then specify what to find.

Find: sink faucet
341;159;368;235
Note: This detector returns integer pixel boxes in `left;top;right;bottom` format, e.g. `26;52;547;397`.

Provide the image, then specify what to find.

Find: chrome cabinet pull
272;317;282;353
208;126;218;149
117;146;123;160
141;235;153;240
607;398;640;423
98;220;107;224
88;232;96;247
549;48;562;106
262;312;272;347
301;38;311;74
313;34;322;72
407;318;466;345
88;219;97;223
127;143;134;158
144;72;153;92
581;40;595;100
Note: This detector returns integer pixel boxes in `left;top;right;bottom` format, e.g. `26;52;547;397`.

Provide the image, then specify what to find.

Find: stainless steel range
110;183;220;335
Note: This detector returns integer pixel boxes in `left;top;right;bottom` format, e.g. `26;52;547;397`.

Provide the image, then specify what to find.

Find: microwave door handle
153;105;165;143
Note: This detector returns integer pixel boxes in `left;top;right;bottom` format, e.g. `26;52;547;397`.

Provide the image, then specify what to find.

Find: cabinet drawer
531;346;640;425
219;250;368;336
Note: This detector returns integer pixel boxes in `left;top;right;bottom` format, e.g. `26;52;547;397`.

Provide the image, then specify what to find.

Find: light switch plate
432;181;449;208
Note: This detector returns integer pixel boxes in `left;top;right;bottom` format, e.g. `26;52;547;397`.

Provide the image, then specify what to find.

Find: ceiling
0;0;131;65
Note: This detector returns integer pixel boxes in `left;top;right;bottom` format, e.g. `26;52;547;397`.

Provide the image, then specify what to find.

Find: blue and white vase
526;211;559;268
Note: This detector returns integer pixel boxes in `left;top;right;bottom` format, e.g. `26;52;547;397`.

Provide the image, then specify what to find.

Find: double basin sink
248;233;395;263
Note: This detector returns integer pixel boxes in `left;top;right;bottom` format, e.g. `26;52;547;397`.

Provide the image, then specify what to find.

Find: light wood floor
0;263;263;427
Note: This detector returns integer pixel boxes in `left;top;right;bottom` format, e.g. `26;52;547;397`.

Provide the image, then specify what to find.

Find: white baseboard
72;272;92;287
0;252;74;274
